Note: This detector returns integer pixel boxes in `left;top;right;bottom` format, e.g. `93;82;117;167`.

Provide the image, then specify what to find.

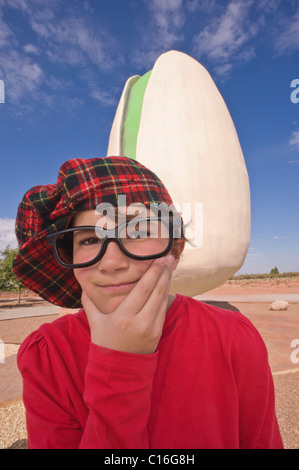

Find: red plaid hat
13;156;176;308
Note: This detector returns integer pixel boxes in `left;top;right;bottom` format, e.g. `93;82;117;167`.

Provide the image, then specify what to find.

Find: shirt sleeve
17;332;158;449
79;343;158;448
231;313;284;449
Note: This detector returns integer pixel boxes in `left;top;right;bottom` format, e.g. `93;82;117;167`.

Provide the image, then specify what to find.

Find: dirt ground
0;278;298;449
204;276;299;295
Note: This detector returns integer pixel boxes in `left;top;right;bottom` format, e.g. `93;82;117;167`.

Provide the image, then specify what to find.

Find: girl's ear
171;238;185;270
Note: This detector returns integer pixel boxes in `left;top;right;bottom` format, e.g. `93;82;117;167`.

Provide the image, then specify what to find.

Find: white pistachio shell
107;50;251;296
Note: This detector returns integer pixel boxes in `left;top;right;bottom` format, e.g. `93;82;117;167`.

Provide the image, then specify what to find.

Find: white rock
270;300;289;311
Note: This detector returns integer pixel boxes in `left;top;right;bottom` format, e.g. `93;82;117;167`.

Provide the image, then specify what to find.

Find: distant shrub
229;271;299;281
270;266;279;276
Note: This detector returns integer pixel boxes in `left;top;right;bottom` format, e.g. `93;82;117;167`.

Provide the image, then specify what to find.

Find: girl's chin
92;295;127;315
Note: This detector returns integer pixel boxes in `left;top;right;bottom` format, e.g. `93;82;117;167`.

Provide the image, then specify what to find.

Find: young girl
14;156;283;449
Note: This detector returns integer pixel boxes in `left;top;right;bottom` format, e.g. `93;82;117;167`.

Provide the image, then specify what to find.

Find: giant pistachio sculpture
107;50;250;296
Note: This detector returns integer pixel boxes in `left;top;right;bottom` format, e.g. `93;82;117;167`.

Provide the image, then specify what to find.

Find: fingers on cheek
161;254;175;271
155;282;167;298
138;280;154;298
152;254;175;271
139;259;166;291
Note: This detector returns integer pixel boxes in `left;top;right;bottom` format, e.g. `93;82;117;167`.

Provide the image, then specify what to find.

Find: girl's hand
81;254;175;354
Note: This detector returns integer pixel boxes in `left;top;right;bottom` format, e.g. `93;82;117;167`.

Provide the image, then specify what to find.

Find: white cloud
186;0;217;14
0;49;43;103
26;5;116;71
23;43;39;55
213;63;233;80
189;0;298;79
1;0;29;11
149;0;185;30
245;252;262;260
275;10;299;54
289;130;299;148
191;0;257;77
0;0;119;108
0;218;18;251
0;3;45;104
256;0;282;14
193;1;250;59
0;10;13;48
90;89;117;107
132;0;185;68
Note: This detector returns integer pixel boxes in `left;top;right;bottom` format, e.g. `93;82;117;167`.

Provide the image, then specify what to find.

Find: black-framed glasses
47;216;182;268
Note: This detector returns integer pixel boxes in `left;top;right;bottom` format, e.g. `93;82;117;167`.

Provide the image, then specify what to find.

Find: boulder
270;300;289;311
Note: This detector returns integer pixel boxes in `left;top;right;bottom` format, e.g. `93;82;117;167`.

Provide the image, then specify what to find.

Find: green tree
270;266;279;275
0;245;23;302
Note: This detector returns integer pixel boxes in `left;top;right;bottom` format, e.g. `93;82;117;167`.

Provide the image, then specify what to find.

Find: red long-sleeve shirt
17;295;283;449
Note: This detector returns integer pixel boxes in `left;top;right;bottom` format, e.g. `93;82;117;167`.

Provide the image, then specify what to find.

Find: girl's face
72;209;184;314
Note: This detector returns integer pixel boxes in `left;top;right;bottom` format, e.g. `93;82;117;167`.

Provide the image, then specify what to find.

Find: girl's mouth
98;281;137;292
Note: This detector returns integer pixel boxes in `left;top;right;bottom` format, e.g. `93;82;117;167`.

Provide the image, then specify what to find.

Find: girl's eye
79;237;100;246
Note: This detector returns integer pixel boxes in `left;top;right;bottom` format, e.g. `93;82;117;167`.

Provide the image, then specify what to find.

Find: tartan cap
13;156;177;308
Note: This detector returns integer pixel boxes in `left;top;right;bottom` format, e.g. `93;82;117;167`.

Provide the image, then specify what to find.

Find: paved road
194;293;299;303
0;306;60;321
0;293;298;321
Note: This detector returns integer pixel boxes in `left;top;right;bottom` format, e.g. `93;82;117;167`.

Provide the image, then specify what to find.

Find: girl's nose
97;239;129;273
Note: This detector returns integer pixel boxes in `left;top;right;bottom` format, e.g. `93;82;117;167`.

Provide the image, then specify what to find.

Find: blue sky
0;0;298;275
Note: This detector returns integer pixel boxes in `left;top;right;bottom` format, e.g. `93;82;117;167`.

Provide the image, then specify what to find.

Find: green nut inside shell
121;70;152;160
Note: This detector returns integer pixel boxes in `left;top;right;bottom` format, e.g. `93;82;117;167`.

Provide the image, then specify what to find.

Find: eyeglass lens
55;219;170;266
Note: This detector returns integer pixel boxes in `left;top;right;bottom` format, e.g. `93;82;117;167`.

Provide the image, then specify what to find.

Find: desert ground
0;276;298;449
